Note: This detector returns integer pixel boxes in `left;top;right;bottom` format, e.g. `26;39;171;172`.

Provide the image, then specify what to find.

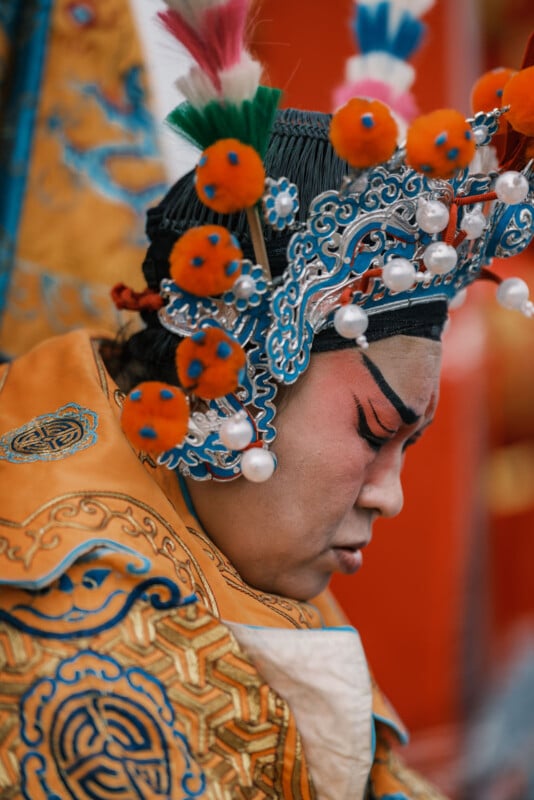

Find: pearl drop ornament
496;277;530;310
219;412;254;450
423;242;458;274
460;210;486;240
233;274;256;299
495;171;529;204
382;258;417;292
333;304;369;339
241;448;276;482
415;200;450;234
472;125;488;146
274;192;294;216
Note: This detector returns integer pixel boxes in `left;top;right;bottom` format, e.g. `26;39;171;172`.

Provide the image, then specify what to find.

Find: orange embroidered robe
0;330;447;800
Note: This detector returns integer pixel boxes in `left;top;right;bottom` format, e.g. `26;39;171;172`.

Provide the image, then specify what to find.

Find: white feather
346;53;415;92
176;66;220;107
163;0;229;30
219;53;261;103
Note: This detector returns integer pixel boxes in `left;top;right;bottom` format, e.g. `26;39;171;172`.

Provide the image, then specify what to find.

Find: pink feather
203;0;250;71
333;78;419;122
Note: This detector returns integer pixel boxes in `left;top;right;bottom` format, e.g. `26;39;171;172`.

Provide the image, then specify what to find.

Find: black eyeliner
369;398;396;434
355;399;391;451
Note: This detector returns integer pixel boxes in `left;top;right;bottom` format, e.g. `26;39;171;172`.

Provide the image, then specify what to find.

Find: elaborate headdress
116;0;534;483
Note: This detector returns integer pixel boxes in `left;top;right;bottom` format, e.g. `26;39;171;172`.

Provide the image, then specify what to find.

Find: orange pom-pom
502;66;534;136
406;109;475;179
471;67;516;134
176;327;246;400
195;138;266;213
471;67;516;112
169;225;242;296
121;381;189;455
329;98;398;168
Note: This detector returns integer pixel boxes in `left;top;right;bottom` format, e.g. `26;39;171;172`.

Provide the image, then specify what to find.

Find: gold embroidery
0;404;97;463
91;338;110;397
10;416;85;456
160;532;220;616
0;495;159;570
0;598;316;798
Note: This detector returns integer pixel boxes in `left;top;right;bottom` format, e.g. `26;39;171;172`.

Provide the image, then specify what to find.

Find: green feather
166;86;282;157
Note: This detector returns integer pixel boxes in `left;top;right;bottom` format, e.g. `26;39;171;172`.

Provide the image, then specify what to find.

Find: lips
332;545;364;574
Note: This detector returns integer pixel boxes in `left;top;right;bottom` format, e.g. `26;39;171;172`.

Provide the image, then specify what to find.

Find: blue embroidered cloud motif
0;403;98;462
4;565;195;639
20;651;206;799
3;544;196;639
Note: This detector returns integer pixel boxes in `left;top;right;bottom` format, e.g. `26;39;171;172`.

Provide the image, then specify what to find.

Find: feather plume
159;0;253;98
160;0;280;156
334;0;435;126
163;0;229;31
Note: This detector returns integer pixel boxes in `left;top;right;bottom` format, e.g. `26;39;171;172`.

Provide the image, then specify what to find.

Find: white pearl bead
219;412;254;450
449;288;467;310
274;192;294;216
495;171;529;204
415;200;450;234
240;448;276;482
496;277;530;310
233;274;256;299
333;304;369;339
423;242;458;274
473;125;488;146
382;258;417;292
460;210;486;240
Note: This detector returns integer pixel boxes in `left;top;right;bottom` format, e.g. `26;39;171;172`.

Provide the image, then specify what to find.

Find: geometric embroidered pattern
2;597;316;798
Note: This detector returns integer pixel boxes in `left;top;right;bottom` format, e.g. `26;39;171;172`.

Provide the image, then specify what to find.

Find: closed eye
356;401;391;452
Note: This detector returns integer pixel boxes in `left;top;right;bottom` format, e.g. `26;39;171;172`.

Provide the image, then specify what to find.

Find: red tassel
111;283;164;312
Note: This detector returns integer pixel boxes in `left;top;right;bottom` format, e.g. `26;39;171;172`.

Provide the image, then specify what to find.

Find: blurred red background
251;2;534;795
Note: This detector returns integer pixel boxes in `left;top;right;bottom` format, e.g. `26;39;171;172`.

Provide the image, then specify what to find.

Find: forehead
306;335;442;415
364;335;442;404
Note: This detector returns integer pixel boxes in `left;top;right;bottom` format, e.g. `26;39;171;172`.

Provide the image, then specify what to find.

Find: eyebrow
361;353;420;425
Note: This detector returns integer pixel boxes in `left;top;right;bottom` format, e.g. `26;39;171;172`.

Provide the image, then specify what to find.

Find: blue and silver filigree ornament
158;271;277;480
263;177;299;230
469;107;508;147
222;260;269;311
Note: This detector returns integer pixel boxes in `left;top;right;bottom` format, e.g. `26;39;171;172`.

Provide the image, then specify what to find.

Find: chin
272;574;331;603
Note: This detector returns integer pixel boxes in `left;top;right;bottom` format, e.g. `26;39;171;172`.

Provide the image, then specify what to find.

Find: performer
1;2;533;798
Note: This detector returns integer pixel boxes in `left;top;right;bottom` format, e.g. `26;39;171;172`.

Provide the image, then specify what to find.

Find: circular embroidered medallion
0;403;98;462
20;651;206;799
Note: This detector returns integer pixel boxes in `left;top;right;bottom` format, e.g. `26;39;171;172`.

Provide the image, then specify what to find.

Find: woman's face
187;335;442;601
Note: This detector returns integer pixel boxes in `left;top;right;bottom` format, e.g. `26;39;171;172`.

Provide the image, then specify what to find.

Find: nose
357;448;404;518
